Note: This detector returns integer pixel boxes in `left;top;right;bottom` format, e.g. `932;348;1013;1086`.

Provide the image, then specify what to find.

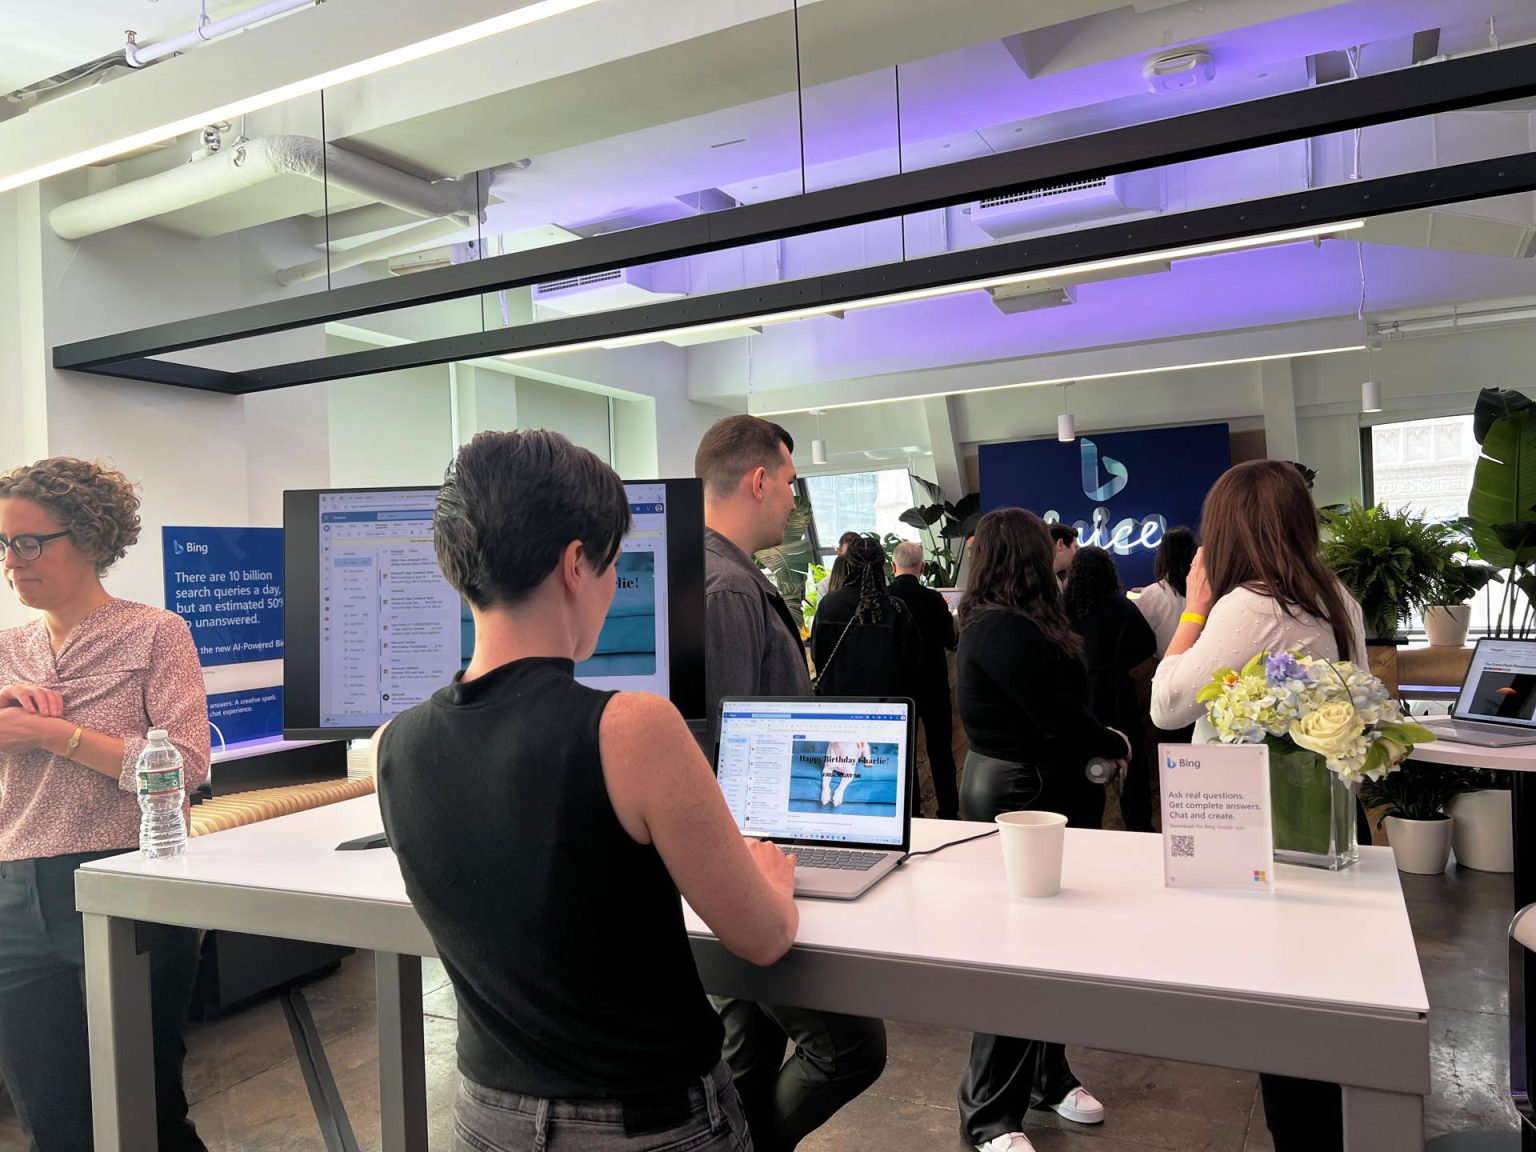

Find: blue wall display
978;424;1231;588
162;527;284;668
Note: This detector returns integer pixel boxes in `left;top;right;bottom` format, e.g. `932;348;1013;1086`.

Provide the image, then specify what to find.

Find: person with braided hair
809;536;922;702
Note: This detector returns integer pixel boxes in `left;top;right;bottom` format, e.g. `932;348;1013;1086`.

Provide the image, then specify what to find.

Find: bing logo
1165;753;1179;772
1080;437;1129;501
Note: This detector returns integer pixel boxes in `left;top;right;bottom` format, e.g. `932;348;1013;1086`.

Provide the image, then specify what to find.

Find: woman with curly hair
0;457;208;1151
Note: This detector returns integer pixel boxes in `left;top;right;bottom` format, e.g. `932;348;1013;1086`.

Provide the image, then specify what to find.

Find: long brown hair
1200;460;1356;660
957;508;1081;656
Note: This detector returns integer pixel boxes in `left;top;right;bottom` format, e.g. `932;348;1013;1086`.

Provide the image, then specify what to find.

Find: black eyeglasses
0;532;71;561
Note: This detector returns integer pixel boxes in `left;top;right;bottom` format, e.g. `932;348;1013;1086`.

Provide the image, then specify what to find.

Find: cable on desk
901;829;998;862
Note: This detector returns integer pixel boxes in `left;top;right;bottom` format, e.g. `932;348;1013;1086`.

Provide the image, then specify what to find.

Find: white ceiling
2;0;289;93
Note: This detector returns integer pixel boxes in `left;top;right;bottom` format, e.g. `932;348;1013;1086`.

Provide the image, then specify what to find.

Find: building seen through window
802;469;922;564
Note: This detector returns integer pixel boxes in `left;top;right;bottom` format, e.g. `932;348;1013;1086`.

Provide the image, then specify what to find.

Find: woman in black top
810;536;923;701
954;509;1130;1152
1064;547;1157;832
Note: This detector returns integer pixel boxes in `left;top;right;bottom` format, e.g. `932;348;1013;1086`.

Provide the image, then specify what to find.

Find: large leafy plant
1321;502;1447;640
755;492;817;634
1467;387;1536;636
1360;762;1480;823
899;477;982;587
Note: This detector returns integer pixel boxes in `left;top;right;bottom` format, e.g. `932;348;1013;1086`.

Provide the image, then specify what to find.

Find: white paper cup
996;811;1068;898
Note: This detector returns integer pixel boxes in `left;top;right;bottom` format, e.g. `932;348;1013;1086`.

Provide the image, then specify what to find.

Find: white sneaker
1048;1086;1105;1125
975;1134;1037;1152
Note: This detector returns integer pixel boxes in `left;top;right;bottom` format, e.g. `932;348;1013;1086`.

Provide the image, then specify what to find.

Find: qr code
1171;835;1196;859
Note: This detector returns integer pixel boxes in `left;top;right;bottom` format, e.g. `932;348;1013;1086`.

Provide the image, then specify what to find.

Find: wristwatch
64;726;83;758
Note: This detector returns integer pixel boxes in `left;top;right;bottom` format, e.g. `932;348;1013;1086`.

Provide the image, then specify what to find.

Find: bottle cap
147;728;169;741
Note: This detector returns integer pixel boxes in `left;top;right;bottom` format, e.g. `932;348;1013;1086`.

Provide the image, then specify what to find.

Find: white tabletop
80;796;1426;1019
1408;724;1536;771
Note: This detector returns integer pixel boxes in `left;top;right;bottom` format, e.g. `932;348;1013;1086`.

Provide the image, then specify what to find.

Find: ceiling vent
531;267;684;316
971;171;1164;241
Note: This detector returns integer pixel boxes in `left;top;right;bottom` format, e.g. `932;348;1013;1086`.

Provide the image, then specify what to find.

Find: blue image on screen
457;550;658;678
787;740;900;818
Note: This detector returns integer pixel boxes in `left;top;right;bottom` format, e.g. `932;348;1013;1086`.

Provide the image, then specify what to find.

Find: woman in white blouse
1149;459;1365;1152
1133;527;1197;658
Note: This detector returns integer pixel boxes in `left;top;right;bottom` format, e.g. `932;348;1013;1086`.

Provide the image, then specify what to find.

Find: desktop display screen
716;698;912;849
1455;638;1536;727
283;479;704;739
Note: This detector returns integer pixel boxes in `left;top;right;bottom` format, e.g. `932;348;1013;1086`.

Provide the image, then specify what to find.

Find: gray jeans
453;1059;750;1152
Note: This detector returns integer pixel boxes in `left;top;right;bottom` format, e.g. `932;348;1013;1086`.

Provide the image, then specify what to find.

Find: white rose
1289;701;1366;761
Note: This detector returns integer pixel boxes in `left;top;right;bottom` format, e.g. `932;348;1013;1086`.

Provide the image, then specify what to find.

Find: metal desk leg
82;913;158;1152
376;952;427;1152
1342;1086;1423;1152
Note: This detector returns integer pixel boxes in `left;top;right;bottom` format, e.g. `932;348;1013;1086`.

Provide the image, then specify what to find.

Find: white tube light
811;439;828;465
1362;378;1383;412
0;0;605;196
502;221;1366;366
751;343;1367;416
1057;413;1076;442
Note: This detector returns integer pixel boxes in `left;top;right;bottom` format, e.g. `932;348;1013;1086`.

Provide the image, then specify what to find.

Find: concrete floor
0;861;1519;1151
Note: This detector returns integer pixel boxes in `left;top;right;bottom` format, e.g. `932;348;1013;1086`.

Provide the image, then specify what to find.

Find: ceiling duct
970;171;1164;240
49;136;484;240
531;268;684;316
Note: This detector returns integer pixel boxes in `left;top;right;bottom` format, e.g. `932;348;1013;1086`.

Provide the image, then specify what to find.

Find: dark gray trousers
711;997;886;1152
0;851;206;1152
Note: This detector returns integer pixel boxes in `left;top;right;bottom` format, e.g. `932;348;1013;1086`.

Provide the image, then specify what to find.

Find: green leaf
1474;387;1536;446
1469;409;1536;569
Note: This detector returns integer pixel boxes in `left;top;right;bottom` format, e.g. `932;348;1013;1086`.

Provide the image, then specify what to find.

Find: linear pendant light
0;0;605;196
502;221;1365;364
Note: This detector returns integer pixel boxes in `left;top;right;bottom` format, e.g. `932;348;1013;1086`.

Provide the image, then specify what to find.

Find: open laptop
715;697;915;899
1424;637;1536;747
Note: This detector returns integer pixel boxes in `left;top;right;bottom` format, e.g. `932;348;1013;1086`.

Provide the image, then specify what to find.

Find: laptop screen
716;698;911;848
1455;638;1536;726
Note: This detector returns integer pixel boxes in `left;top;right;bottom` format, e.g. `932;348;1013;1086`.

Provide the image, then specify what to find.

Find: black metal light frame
51;42;1536;394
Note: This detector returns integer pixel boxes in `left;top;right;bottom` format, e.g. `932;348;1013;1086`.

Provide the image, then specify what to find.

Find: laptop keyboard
780;846;886;871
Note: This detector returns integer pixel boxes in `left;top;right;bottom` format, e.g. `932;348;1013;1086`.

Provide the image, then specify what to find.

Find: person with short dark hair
1047;522;1078;583
696;415;887;1152
1133;527;1198;657
377;429;798;1152
1063;547;1157;832
886;540;960;819
0;457;209;1151
815;531;864;599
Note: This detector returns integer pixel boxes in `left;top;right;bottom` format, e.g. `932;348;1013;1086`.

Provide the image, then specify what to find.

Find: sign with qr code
1159;743;1274;891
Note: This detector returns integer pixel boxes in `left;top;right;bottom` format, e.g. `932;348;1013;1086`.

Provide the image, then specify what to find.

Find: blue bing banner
978;424;1231;588
162;527;284;668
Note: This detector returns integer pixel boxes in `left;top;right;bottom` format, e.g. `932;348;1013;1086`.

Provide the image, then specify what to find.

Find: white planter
1423;604;1472;648
1448;789;1514;873
1384;815;1454;875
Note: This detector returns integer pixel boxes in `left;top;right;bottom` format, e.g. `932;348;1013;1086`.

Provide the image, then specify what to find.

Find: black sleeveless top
377;657;723;1097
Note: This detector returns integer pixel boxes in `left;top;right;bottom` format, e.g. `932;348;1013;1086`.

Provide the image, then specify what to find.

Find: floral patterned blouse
0;599;210;860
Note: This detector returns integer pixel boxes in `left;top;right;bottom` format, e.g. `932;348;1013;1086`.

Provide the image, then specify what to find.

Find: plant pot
1423;604;1472;648
1448;789;1514;873
1384;814;1454;875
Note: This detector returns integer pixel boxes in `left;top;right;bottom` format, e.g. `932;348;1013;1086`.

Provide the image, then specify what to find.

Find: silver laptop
716;697;915;900
1425;637;1536;747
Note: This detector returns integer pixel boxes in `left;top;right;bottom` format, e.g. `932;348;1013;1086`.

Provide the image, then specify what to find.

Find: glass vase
1266;741;1359;870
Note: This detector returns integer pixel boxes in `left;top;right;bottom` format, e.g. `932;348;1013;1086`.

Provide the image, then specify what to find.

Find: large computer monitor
283;479;705;740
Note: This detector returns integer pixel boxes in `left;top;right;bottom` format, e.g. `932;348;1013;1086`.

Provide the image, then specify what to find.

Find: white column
1259;359;1300;462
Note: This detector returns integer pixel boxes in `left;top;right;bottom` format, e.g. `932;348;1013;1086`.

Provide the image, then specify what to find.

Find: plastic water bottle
1085;757;1120;791
137;729;187;859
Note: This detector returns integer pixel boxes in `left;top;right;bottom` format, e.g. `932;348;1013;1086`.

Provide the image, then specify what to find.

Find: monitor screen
1455;638;1536;727
283;479;705;739
715;697;912;848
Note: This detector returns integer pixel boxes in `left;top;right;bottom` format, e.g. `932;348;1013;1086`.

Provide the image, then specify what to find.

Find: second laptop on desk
1422;636;1536;747
715;697;915;900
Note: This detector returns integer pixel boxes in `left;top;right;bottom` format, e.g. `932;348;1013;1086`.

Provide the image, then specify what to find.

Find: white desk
76;798;1429;1152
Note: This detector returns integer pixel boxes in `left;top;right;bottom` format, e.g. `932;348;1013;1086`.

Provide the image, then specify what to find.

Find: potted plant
900;478;981;587
1321;502;1447;641
1422;546;1497;647
1446;769;1514;873
1359;762;1478;874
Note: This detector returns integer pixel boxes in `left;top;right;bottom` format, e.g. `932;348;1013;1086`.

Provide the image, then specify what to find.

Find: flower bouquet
1195;650;1435;869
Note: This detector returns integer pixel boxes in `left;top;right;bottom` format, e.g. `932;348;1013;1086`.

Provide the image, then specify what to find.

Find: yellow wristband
64;726;83;758
1180;612;1207;626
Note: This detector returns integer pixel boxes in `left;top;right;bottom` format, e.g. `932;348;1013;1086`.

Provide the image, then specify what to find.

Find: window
1368;414;1501;635
802;469;922;563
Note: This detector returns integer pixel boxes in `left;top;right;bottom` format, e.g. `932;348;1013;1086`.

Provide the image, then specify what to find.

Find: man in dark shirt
886;540;959;819
1049;522;1079;585
696;414;888;1152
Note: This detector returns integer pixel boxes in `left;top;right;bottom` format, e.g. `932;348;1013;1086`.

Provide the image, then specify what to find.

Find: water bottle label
138;770;182;796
